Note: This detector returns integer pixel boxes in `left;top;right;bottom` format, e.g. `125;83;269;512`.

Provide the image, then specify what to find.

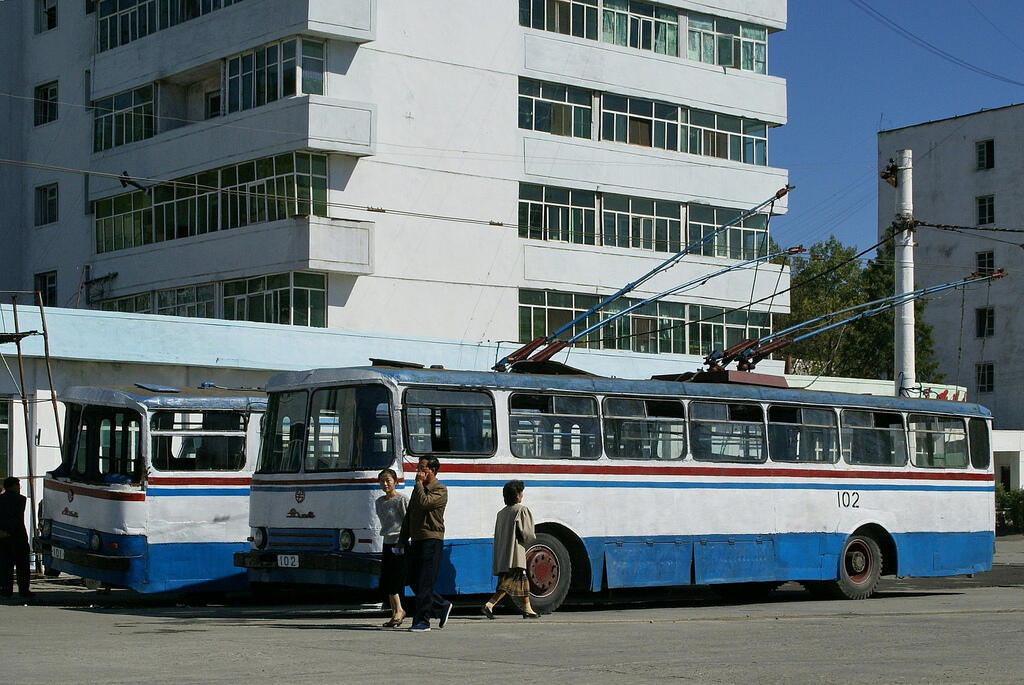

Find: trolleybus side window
907;414;968;469
968;417;991;469
257;390;308;473
150;411;249;471
404;388;495;457
63;405;142;483
305;385;393;472
841;410;907;466
767;405;838;463
509;393;601;459
689;401;766;463
603;397;686;460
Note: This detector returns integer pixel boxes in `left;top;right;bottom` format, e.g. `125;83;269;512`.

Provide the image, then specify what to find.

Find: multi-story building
2;0;788;368
878;105;1024;484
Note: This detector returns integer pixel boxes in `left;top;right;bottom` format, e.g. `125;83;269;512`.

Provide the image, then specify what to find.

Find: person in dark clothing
0;476;33;599
397;457;452;632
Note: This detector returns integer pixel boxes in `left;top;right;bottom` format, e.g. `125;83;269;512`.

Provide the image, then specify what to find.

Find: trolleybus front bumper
234;550;381;587
34;537;134;572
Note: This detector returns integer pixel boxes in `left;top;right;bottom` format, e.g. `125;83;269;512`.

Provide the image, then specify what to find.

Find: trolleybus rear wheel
807;534;882;600
526;532;572;614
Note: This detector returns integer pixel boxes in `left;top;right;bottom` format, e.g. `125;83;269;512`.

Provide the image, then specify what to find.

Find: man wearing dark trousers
398;457;452;632
0;477;33;600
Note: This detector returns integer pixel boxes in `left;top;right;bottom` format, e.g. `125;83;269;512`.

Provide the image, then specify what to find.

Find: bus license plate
51;547;65;560
277;554;299;568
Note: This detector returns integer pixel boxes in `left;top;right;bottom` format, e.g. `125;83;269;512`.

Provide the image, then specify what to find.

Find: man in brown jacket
398;457;452;632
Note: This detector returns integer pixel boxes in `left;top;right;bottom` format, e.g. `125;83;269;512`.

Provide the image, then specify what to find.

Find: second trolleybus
235;364;993;611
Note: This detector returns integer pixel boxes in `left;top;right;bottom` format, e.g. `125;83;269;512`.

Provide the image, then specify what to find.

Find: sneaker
438;600;453;629
409;622;431;632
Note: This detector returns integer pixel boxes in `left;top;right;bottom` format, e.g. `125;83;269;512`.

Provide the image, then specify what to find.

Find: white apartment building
1;0;789;366
878;105;1024;487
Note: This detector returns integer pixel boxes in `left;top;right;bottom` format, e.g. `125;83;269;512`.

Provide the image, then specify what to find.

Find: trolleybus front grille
267;528;337;551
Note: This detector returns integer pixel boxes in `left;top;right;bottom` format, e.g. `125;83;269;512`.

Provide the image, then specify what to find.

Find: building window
602;0;679;56
205;90;221;119
976;362;994;394
519;78;592;138
518;184;597;244
977;195;994;225
94;151;328;254
223;272;326;327
601;92;767;165
226;37;324;114
975;307;994;338
34;184;58;226
34;81;58;125
976;139;994;170
34;272;57;306
518;288;769;356
97;0;244;52
100;292;152;313
976;250;995;276
689;205;768;259
157;283;216;318
36;0;58;32
687;14;767;73
519;0;598;40
602;194;681;252
93;84;155;151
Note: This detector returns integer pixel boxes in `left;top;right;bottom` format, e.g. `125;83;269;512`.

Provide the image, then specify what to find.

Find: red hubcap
526;545;559;596
844;539;871;584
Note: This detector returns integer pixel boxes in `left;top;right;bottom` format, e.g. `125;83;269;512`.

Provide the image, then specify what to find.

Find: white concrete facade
2;0;789;356
878;105;1024;430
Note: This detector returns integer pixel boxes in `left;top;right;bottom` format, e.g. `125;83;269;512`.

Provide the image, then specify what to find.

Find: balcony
92;0;375;97
90;95;374;198
521;135;789;213
522;33;786;125
92;215;374;296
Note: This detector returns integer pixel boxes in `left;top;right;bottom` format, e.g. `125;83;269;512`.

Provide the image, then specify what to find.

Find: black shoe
438;600;453;629
522;611;540;619
481;604;494;619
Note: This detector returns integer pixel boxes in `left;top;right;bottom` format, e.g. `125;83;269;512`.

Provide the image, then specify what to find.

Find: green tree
782;230;942;382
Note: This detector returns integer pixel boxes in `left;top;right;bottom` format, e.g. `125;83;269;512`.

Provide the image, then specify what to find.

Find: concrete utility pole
893;149;915;396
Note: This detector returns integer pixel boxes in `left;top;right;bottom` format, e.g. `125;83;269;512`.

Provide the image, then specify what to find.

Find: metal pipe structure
894;149;916;396
736;270;1006;369
493;185;794;371
528;246;804;363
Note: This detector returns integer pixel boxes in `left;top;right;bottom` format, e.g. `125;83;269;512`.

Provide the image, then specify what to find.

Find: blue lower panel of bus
244;530;993;593
41;532;249;593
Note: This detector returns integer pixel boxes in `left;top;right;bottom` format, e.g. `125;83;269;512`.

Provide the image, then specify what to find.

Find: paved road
3;539;1024;684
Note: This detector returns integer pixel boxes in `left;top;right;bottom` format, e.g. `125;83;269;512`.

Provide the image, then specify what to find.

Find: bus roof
60;385;267;413
264;367;991;419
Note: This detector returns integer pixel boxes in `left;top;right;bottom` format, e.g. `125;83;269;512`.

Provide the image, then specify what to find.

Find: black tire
712;581;782;603
526;532;572;614
807;534;882;600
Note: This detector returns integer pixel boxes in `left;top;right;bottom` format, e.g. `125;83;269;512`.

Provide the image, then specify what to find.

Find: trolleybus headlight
41;519;52;538
253;527;268;550
89;532;102;552
339;529;355;552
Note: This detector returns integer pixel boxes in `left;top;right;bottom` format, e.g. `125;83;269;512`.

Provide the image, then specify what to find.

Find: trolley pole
893;149;915;397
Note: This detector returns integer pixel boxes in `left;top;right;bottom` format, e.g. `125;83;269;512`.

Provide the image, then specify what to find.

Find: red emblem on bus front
295;489;305;503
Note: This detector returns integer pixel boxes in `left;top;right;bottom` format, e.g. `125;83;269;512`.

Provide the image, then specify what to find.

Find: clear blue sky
770;0;1024;254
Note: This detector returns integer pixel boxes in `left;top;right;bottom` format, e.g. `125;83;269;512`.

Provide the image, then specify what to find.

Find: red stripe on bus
403;461;993;482
147;477;252;486
44;480;146;502
249;477;379;486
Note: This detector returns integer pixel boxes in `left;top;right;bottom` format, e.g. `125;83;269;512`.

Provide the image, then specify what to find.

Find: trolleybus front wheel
807;534;882;600
526;532;572;614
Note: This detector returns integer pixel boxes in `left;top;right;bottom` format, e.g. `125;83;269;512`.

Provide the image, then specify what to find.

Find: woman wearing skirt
375;468;408;627
482;479;539;619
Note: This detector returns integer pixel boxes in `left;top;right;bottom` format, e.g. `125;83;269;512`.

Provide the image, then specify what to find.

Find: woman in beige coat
482;480;539;618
